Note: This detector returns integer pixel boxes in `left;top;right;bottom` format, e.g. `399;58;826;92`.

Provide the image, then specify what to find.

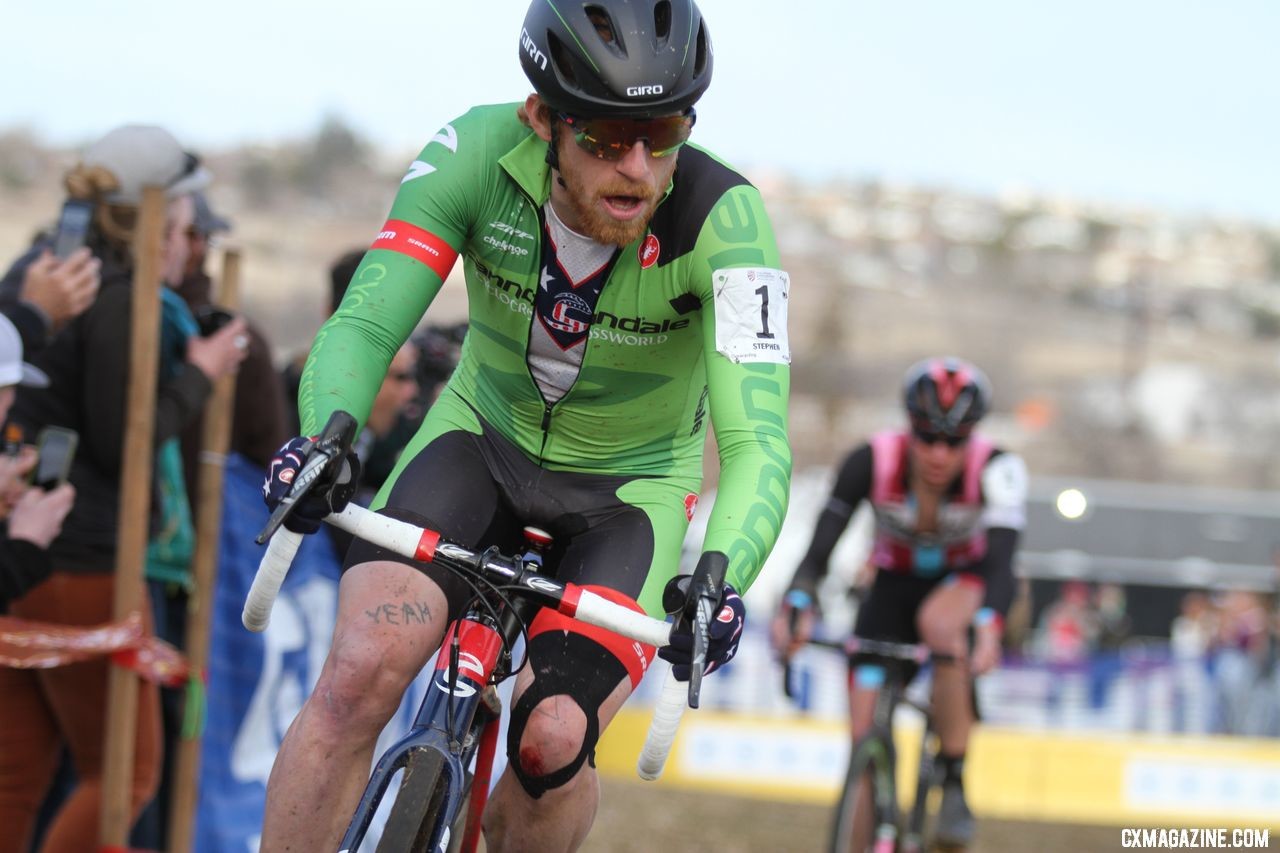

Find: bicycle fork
338;619;505;852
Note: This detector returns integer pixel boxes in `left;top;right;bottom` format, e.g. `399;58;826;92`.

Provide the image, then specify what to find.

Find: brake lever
254;411;359;544
684;554;728;710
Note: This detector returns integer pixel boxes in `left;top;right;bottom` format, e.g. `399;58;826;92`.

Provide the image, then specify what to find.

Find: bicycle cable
436;557;537;741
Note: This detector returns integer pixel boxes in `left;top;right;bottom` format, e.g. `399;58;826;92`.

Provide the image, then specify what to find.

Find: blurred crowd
1027;580;1132;663
1014;578;1280;737
7;118;1280;852
0;124;462;853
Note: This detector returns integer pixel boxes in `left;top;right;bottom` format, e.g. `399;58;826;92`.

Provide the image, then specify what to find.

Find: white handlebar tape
327;503;438;560
637;670;688;781
242;528;304;632
573;590;673;648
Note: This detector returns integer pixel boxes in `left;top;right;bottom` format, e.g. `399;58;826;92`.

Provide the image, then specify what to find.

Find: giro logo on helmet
520;27;548;71
626;85;665;97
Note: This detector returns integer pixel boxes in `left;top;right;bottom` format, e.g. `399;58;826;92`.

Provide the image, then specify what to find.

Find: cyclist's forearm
702;416;791;593
299;250;446;435
976;527;1020;616
788;505;854;592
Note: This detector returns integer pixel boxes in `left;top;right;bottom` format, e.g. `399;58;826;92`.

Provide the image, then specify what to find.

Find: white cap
81;124;212;206
0;314;50;388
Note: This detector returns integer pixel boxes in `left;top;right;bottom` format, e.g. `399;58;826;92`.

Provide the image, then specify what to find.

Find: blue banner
195;455;343;853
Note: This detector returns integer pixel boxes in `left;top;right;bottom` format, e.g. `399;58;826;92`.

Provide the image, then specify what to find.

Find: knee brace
506;588;655;799
506;631;626;798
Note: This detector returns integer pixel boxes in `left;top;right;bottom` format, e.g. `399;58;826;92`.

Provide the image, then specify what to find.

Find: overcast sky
3;1;1276;222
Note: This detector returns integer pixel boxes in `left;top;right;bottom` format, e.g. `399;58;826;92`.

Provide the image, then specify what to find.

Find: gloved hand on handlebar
770;587;818;661
262;436;362;534
658;574;746;681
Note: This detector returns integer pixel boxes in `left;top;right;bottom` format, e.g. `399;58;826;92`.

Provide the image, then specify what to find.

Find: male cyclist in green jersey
258;2;792;850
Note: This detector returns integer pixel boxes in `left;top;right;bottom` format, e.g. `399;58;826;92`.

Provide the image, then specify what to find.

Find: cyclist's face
909;434;967;490
527;95;678;247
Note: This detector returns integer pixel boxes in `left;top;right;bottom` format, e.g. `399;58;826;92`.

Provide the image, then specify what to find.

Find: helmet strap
545;114;567;188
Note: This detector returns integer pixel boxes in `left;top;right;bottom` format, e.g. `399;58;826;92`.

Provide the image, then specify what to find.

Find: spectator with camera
0;124;247;853
0;249;101;358
129;189;288;851
174;191;287;485
0;315;75;610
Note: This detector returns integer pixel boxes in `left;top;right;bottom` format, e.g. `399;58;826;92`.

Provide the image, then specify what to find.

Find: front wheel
377;750;454;853
830;734;898;853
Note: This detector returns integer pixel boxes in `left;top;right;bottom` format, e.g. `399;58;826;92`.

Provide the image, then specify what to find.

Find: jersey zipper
518;192;620;465
538;402;553;462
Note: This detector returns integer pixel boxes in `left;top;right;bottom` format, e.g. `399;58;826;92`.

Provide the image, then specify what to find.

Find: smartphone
195;305;236;337
51;199;94;260
31;426;78;491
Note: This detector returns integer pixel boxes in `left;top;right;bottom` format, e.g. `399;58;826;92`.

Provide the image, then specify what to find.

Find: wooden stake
166;249;242;853
100;185;166;848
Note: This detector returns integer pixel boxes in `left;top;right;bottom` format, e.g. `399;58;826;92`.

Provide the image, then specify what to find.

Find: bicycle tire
830;734;897;853
377;750;453;853
443;773;475;853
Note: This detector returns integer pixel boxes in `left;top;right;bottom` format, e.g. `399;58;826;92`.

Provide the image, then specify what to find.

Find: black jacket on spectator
5;249;211;573
0;534;52;610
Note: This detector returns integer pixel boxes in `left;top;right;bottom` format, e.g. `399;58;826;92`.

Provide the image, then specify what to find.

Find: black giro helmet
519;0;713;119
902;357;991;437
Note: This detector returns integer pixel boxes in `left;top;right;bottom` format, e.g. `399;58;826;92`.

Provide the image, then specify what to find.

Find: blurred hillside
3;119;1280;489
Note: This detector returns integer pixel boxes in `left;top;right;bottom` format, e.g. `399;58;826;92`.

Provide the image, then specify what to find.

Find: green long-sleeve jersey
298;103;791;592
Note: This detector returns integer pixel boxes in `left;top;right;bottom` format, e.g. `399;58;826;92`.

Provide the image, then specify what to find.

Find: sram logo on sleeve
711;267;791;364
370;219;459;280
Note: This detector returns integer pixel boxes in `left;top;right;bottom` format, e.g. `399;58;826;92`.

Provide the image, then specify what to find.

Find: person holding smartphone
0;124;247;853
0;247;101;357
0;315;75;610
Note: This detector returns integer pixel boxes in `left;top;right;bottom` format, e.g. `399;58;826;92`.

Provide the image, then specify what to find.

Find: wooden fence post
166;248;242;853
99;184;166;849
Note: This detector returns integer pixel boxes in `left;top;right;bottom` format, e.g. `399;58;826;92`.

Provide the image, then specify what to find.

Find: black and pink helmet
902;357;991;438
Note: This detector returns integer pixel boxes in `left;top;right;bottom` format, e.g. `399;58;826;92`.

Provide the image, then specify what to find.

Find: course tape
0;611;190;687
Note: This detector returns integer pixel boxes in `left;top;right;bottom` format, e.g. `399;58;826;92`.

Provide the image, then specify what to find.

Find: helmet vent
584;6;627;57
548;33;580;88
653;1;672;41
693;20;709;75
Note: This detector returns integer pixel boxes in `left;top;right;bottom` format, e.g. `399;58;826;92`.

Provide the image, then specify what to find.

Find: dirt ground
585;778;1139;853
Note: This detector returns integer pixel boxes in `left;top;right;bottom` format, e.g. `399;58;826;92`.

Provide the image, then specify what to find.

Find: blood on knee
516;696;588;773
518;745;548;778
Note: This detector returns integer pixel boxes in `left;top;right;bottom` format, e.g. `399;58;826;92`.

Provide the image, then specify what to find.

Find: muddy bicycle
243;412;717;852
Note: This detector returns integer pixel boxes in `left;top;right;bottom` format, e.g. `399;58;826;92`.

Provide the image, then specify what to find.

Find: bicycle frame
791;637;942;853
339;600;529;853
248;501;692;852
248;416;714;850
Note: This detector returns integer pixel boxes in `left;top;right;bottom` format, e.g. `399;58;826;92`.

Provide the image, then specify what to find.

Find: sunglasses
558;109;696;161
912;429;968;448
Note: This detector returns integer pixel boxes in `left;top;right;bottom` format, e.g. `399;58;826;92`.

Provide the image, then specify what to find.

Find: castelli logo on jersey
683;493;698;521
639;234;660;269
